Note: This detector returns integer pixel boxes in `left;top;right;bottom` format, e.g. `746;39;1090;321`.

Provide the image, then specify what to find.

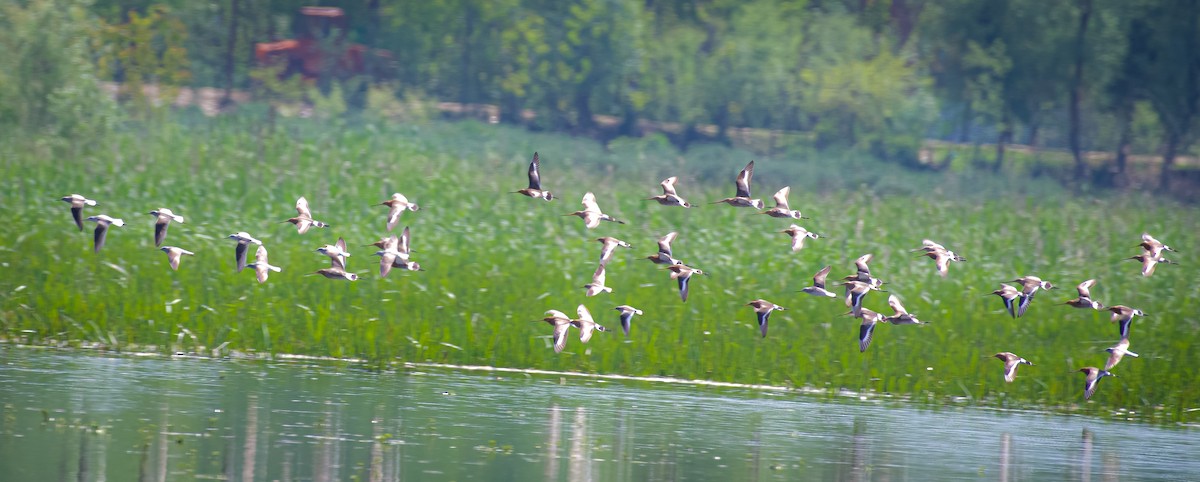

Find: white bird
283;196;329;234
148;208;185;247
378;193;419;231
584;264;612;297
614;305;643;337
87;215;125;253
61;194;98;231
317;237;351;270
159;246;194;271
246;245;282;283
227;232;263;272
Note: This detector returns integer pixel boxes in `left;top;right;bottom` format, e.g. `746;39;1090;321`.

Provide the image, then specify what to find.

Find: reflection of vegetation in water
0;115;1196;423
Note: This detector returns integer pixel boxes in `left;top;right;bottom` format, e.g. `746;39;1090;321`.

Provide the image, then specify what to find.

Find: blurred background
3;0;1199;198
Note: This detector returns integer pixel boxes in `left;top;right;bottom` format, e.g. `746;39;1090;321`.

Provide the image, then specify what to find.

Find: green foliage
1;115;1197;424
0;0;117;146
95;4;191;117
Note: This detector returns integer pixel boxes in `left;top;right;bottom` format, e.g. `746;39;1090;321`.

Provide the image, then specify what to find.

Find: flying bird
227;232;263;272
148;208;184;246
856;308;887;353
60;194;98;231
538;309;574;353
884;294;923;325
159;246;194;271
1106;305;1145;339
710;161;764;209
87;215;125;253
614;305;643;337
990;284;1022;318
566;192;624;229
759;186;807;219
1062;279;1103;310
915;241;965;277
841;280;882;318
317;237;351;270
596;236;632;266
583;264;612;297
1127;253;1175;277
1104;338;1139;371
378;193;419;231
570;304;608;344
781;225;821;252
647;176;692;207
799;265;838;298
282;196;329;234
665;264;705;302
644;231;682;265
1078;367;1116;400
246;245;282;283
1137;233;1176;258
746;299;786;338
993;352;1033;383
514;152;554;201
1010;276;1054;317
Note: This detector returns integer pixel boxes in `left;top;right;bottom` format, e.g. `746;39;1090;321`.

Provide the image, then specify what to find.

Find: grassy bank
0;113;1196;424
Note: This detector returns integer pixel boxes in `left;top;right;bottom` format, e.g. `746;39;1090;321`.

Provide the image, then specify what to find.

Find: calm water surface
0;348;1195;481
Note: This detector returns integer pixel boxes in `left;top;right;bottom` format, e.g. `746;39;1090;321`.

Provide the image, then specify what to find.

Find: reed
0;113;1196;424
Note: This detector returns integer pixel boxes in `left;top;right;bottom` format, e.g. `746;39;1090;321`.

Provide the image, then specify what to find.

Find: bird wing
399;227;412;254
581;192;600;213
658;232;678;257
167;250;181;270
1077;279;1096;298
756;310;771;338
155;220;169;247
71;207;84;231
93;222;110;253
552;323;569;353
858;318;877;353
813;265;832;288
1003;360;1019;383
934;253;950;276
735;161;754;198
677;275;690;302
660;177;679;196
888;295;908;316
235;242;249;272
386;205;404;231
255;245;269;264
591;265;606;286
528;152;542;190
772;186;791;210
854;254;873;274
576;304;594;323
296;196;311;217
619;312;633;337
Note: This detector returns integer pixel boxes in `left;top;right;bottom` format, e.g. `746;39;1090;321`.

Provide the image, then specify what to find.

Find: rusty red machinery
254;6;389;81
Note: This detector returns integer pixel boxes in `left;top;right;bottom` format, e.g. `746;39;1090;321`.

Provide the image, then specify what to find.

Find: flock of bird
59;154;1179;402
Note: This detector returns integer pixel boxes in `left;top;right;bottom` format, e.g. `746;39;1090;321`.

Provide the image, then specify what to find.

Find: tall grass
0;112;1196;424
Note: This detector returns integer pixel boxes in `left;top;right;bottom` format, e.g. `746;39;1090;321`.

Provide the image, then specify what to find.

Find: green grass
1;112;1197;424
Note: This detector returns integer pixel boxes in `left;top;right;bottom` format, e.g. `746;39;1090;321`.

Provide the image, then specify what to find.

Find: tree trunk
1161;132;1178;190
993;116;1012;173
221;0;240;108
958;103;972;143
1113;103;1132;187
1069;0;1092;180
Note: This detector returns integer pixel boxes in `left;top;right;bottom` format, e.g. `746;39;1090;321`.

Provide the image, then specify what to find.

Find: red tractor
254;7;389;82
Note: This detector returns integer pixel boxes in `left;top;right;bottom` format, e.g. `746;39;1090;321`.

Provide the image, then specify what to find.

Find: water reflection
544;404;561;481
568;407;593;482
0;351;1196;482
999;432;1012;482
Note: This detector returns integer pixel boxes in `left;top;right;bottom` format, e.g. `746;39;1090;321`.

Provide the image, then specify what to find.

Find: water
0;348;1195;481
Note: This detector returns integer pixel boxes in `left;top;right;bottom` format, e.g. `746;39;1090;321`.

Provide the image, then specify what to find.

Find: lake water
0;348;1195;481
